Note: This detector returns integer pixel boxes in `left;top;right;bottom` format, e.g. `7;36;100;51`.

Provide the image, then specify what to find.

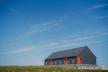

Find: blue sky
0;0;108;66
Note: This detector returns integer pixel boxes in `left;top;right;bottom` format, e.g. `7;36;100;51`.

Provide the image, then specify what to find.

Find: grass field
0;66;108;72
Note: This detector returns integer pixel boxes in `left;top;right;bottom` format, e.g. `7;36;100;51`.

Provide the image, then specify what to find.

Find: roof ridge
53;46;88;53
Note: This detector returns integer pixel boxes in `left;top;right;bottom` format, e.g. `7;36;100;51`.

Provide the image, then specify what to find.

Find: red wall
64;57;69;64
48;59;53;65
76;56;82;64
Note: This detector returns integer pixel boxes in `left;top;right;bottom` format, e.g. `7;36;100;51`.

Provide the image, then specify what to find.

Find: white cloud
36;30;108;49
1;16;66;43
25;28;49;36
25;16;65;36
89;4;108;9
0;46;34;54
1;30;108;54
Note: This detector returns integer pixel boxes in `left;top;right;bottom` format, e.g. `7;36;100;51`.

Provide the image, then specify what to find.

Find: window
60;60;62;64
61;59;64;64
45;61;47;65
56;59;60;65
72;58;75;64
69;58;76;64
54;60;57;65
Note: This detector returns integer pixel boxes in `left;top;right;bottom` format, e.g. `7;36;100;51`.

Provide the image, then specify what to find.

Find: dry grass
0;66;108;72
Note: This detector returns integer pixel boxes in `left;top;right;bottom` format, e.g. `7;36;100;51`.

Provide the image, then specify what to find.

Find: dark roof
46;46;88;60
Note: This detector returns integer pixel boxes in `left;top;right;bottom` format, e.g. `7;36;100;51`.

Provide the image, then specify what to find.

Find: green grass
0;66;108;72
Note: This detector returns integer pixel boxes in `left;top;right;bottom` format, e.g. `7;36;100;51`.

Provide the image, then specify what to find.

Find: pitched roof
46;46;88;60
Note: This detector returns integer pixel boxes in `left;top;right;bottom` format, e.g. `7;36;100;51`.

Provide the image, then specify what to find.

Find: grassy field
0;66;108;72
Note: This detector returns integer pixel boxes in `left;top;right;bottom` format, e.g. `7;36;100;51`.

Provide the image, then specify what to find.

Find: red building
44;46;96;65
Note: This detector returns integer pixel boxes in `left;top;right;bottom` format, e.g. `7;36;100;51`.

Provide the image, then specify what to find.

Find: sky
0;0;108;66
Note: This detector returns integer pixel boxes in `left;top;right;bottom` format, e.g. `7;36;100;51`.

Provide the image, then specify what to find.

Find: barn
44;46;96;65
